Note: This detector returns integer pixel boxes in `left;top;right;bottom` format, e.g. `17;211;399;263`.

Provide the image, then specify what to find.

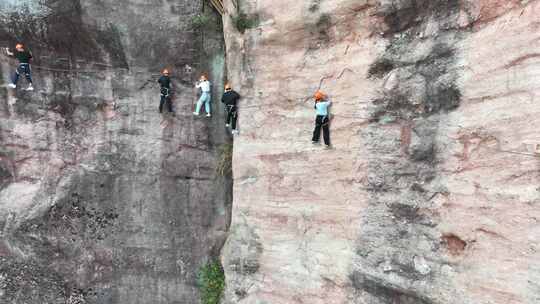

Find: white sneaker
25;85;34;91
225;124;230;127
193;112;199;116
7;83;16;88
232;130;239;135
206;113;211;117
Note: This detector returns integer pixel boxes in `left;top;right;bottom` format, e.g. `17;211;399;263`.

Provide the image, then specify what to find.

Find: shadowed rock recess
221;0;540;303
0;1;231;303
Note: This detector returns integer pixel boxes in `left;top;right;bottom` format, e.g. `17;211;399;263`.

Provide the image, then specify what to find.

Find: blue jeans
12;63;32;85
195;92;211;114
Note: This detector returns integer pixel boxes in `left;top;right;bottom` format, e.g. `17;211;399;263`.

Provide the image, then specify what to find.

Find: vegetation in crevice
197;260;226;304
192;13;212;29
216;143;233;176
231;12;259;34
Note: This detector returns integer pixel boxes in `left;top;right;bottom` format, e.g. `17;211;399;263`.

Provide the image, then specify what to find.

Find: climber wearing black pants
221;83;241;135
6;43;34;91
312;90;332;147
158;69;173;113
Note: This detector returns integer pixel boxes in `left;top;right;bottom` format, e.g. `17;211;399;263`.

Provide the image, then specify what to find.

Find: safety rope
485;146;540;158
2;49;538;159
3;60;119;74
1;51;134;74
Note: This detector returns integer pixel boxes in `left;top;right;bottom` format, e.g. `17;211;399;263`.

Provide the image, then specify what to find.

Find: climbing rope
1;56;120;74
485;146;540;158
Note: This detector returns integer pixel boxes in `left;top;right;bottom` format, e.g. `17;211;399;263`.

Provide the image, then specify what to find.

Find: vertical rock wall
222;0;540;303
0;1;230;303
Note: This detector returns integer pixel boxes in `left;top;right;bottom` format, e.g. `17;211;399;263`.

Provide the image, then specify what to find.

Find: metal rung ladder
209;0;225;15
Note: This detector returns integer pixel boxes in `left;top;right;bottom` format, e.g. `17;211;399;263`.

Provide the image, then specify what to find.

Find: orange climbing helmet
314;90;326;101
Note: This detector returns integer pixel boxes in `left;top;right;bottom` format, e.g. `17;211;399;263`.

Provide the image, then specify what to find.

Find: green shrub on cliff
231;13;259;33
198;260;225;304
192;14;211;29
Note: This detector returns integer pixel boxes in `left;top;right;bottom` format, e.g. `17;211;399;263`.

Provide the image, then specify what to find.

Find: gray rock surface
0;1;231;303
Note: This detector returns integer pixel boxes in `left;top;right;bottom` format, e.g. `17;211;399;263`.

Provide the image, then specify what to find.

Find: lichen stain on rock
0;257;68;303
17;192;119;242
351;271;435;304
221;219;263;302
353;0;467;302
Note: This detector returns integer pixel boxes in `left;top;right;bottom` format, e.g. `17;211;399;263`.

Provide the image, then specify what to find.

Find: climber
5;43;34;91
311;90;332;147
157;69;173;113
193;74;212;117
221;83;241;135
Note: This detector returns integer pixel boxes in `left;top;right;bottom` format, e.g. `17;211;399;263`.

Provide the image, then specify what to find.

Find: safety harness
160;87;170;98
16;63;31;76
226;104;237;117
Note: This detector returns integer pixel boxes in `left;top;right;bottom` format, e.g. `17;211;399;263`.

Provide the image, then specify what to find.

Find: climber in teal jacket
311;90;331;147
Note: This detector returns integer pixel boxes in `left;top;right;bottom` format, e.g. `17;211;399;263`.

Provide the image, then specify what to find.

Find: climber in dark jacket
6;43;34;91
312;90;332;147
221;83;241;134
157;69;173;113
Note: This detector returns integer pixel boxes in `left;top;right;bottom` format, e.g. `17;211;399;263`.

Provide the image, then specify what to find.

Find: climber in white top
193;74;212;117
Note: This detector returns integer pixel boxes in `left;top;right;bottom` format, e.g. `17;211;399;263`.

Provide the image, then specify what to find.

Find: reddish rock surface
221;0;540;303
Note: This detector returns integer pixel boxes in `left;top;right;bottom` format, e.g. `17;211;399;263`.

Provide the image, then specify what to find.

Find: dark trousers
226;105;237;130
159;95;173;113
312;115;330;145
12;63;32;85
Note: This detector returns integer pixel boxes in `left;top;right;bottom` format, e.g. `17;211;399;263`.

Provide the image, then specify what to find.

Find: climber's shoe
225;123;230;127
193;112;199;116
206;113;211;117
324;144;332;149
232;130;239;135
25;85;34;91
312;141;320;145
7;83;16;89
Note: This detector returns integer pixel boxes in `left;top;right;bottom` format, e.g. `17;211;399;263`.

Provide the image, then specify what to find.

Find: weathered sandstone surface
0;1;230;303
222;0;540;303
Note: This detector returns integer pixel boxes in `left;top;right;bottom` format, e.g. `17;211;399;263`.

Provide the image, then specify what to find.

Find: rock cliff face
222;0;540;303
0;1;230;303
2;0;539;303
